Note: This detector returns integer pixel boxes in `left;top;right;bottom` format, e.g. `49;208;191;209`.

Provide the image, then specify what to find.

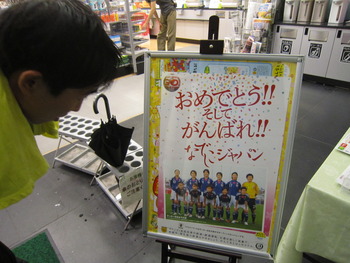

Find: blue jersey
203;191;216;201
186;178;200;191
227;180;241;196
170;176;183;191
218;193;231;204
236;193;249;205
199;177;213;192
189;189;201;198
213;180;226;195
175;187;187;197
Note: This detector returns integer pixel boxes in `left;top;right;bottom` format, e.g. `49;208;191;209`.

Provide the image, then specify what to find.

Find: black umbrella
89;93;134;167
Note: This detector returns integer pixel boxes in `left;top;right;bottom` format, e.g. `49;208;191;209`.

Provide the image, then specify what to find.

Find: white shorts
189;196;200;203
230;195;237;206
204;199;215;206
170;190;176;200
219;202;230;208
186;192;191;202
177;195;185;202
236;204;247;210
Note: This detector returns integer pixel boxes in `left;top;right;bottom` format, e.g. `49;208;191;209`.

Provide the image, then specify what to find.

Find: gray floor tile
281;133;334;228
46;195;151;263
3;165;103;247
297;82;334;121
296;86;350;146
126;238;161;263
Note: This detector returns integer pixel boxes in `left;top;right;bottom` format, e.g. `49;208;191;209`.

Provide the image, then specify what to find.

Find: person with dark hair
232;187;250;225
0;0;121;261
185;169;199;216
169;169;183;214
142;0;176;51
242;173;260;224
203;185;216;219
188;183;201;218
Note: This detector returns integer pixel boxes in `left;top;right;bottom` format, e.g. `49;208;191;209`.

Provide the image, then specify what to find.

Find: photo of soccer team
165;168;265;230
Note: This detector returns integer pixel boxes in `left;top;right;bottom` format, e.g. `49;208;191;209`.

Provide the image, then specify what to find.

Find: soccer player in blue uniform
199;169;213;217
199;169;214;193
217;188;231;222
188;183;201;218
186;170;200;216
170;169;183;215
227;172;241;207
199;169;214;218
203;185;217;219
232;187;249;225
175;182;187;215
213;172;226;196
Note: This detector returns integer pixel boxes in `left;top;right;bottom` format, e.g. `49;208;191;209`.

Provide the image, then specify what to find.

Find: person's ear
17;70;44;96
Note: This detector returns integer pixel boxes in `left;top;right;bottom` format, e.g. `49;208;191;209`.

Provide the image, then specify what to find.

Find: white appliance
297;0;315;22
328;0;349;24
283;0;300;22
221;0;239;8
311;0;328;22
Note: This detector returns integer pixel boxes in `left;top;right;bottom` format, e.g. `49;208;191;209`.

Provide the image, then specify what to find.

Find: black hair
203;169;210;174
0;0;121;96
231;172;238;176
216;172;223;177
190;170;197;175
241;187;247;191
246;173;254;178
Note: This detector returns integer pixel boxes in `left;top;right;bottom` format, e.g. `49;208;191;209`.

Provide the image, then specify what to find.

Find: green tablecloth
275;128;350;263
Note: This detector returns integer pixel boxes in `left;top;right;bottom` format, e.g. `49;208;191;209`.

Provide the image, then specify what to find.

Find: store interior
0;38;349;262
1;0;350;262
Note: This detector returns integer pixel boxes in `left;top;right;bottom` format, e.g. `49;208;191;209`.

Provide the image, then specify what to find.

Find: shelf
114;30;147;37
55;144;104;175
130;19;145;24
54;136;144;219
109;0;146;74
58;114;100;142
125;48;148;57
130;9;142;14
123;39;149;46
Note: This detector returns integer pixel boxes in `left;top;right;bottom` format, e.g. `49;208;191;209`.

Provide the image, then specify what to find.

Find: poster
143;53;303;258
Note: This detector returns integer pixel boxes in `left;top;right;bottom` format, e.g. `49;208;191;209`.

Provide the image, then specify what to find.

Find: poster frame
142;51;304;259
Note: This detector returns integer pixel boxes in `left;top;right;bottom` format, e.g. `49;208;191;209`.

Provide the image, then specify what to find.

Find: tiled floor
1;40;350;263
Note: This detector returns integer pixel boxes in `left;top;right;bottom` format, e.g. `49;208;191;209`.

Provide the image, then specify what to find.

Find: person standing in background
143;0;177;51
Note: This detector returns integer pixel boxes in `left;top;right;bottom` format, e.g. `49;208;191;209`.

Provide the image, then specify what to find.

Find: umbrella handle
93;93;111;120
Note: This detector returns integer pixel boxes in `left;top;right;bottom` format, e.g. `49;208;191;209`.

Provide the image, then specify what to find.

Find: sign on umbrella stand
142;52;304;259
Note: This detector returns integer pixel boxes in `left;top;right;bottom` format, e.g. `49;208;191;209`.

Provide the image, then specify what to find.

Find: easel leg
90;160;104;186
161;242;168;263
52;135;75;168
124;199;141;231
52;135;63;168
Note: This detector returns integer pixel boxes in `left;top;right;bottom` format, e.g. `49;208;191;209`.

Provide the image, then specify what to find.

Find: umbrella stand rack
52;113;143;227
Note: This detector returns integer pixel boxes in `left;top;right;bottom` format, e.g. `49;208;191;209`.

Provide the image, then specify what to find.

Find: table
275;128;350;263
